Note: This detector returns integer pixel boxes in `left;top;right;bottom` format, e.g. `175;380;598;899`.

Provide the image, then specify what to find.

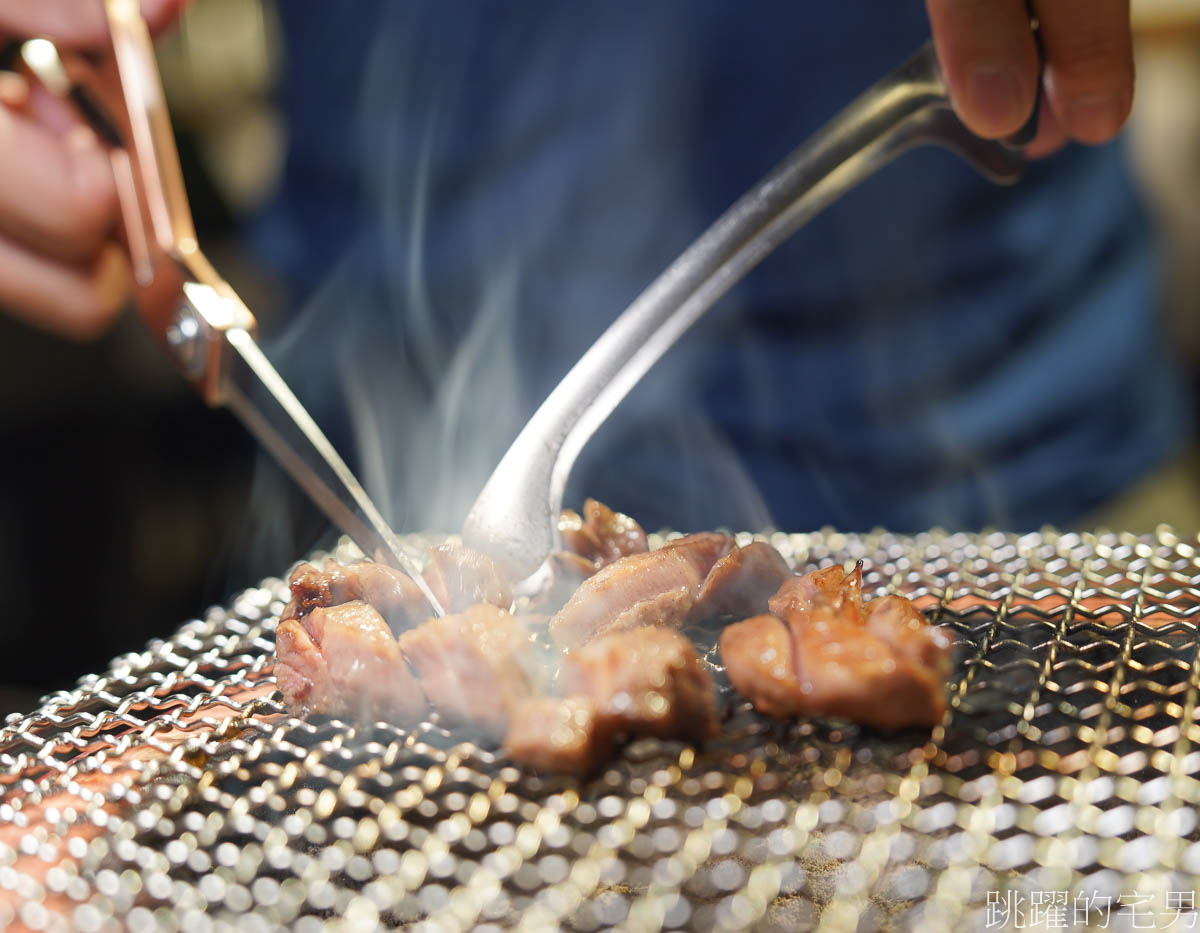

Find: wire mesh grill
3;527;1200;932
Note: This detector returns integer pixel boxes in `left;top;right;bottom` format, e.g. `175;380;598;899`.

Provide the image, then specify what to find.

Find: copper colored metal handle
16;6;445;611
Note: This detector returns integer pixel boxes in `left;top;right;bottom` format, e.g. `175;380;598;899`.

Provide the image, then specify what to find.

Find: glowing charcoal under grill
3;527;1200;932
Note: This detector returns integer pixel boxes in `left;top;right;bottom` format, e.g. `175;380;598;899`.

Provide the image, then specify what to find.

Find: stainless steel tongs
464;38;1042;586
15;0;444;612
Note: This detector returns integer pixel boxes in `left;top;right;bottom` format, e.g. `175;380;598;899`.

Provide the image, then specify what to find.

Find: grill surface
3;527;1200;932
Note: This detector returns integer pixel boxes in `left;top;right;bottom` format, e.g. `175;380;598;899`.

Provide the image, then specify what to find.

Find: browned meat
506;627;716;774
865;596;954;676
658;531;736;574
504;696;613;776
584;498;648;563
559;499;648;568
282;559;431;632
559;508;602;563
281;560;338;621
719;615;806;718
789;599;946;729
397;603;538;737
345;561;435;627
548;549;702;648
424;543;513;614
724;564;950;730
275;600;427;721
548;532;735;648
561;626;717;741
693;541;791;620
767;561;863;619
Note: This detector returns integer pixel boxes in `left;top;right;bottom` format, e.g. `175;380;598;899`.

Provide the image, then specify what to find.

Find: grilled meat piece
561;626;717;741
719;614;805;718
865;596;954;676
538;501;653;614
788;598;946;729
397;603;538;738
584;498;648;563
281;561;339;621
505;696;612;776
283;544;511;633
347;561;436;628
548;548;697;649
275;600;427;721
507;627;716;774
548;533;730;649
424;543;513;614
559;499;648;568
693;541;791;620
282;559;431;632
722;564;950;729
658;531;736;570
767;561;863;619
559;508;602;564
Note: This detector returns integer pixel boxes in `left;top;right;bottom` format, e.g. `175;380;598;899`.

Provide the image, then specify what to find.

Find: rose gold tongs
15;0;444;612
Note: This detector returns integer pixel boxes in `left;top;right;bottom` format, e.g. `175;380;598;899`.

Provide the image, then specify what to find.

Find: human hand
0;0;183;338
925;0;1134;158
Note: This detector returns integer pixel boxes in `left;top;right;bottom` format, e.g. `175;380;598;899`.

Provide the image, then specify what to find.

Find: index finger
1033;0;1133;144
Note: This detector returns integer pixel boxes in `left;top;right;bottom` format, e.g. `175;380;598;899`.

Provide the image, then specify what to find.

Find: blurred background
1;0;1199;715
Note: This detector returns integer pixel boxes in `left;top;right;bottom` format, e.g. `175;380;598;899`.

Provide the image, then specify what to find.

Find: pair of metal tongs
20;2;1039;602
14;0;444;611
464;37;1042;585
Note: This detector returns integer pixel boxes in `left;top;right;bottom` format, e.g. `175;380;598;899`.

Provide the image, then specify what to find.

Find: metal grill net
3;527;1200;932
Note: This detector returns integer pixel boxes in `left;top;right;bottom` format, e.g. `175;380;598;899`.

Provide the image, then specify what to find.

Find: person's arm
0;0;182;338
926;0;1134;157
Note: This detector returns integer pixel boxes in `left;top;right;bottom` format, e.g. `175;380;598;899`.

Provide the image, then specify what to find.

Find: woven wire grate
3;527;1200;932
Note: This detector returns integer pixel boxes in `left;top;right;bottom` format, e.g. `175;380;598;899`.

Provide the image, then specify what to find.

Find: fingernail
1063;94;1126;141
967;64;1024;132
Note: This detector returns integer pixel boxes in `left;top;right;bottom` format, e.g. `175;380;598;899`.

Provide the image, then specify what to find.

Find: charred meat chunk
767;561;863;619
504;696;612;777
722;564;951;730
424;543;513;614
719;614;805;718
282;559;432;633
558;508;602;564
583;498;649;564
280;561;339;621
865;595;955;677
275;600;427;721
558;499;648;568
658;531;736;573
561;626;717;742
549;531;734;648
548;549;697;649
506;627;717;775
787;598;947;729
693;541;791;621
397;604;538;738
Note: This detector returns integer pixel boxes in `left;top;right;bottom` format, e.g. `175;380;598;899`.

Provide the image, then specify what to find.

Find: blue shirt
253;1;1191;534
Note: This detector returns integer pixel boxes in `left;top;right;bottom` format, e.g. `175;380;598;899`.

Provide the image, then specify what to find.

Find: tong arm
463;42;1033;583
16;3;446;611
